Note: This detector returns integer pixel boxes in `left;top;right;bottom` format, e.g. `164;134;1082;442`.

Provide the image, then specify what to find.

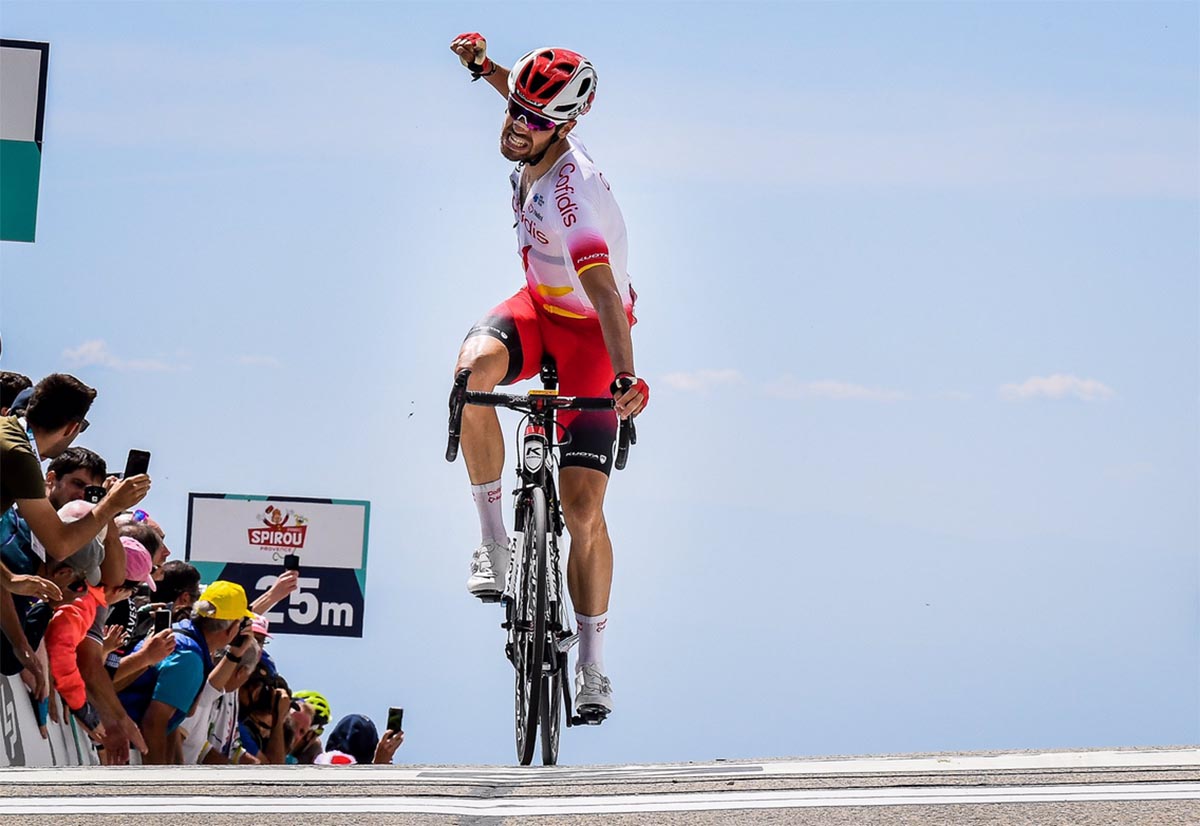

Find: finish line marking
4;748;1198;786
4;783;1199;816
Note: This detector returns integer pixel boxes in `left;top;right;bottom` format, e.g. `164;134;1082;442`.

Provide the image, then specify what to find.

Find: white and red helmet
508;47;597;123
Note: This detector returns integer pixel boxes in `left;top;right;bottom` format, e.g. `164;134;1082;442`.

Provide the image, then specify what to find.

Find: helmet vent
578;78;592;95
538;78;567;99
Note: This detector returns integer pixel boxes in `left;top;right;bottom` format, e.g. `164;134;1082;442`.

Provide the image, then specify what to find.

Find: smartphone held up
386;706;404;733
124;449;151;478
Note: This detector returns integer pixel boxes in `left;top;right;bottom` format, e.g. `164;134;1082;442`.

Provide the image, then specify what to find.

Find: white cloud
236;355;282;368
766;377;907;402
1000;374;1116;402
62;339;175;372
662;369;744;392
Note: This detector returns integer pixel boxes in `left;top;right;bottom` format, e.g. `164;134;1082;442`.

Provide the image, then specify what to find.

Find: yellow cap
196;581;256;621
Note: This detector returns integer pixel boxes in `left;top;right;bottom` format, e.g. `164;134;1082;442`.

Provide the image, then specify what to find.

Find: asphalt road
2;747;1197;825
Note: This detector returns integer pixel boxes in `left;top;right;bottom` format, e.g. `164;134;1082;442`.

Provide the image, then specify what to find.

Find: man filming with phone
2;375;151;563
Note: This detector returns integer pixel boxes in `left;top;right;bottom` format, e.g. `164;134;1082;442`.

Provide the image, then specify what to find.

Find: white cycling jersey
510;136;632;320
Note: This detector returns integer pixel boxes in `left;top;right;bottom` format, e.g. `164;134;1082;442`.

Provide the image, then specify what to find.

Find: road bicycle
446;359;634;765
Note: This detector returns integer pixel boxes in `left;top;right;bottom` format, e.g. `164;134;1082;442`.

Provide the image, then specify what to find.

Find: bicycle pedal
572;707;609;726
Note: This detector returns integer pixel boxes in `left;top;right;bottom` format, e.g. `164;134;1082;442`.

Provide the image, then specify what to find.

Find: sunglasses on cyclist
507;98;559;132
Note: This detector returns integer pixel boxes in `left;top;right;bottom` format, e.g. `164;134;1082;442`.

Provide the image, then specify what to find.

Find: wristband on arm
72;700;101;731
610;372;650;406
470;57;496;81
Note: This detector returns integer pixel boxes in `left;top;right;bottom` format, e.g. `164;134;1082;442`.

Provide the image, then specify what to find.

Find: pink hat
250;613;272;638
121;536;156;591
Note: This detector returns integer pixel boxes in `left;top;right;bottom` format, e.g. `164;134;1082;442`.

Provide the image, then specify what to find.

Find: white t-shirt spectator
178;681;223;764
204;690;240;761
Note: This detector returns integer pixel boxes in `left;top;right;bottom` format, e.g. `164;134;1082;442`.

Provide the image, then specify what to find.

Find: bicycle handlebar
446;369;635;470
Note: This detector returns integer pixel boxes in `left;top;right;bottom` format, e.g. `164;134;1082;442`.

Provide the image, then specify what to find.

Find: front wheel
514;489;547;765
540;659;563;765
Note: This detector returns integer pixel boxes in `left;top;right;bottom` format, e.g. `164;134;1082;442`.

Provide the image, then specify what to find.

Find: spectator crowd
1;371;404;765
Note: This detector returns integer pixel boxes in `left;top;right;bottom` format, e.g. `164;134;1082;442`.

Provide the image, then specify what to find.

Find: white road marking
3;748;1197;787
4;783;1199;816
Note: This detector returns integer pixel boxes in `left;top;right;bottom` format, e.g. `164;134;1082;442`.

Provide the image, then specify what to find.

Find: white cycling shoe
574;663;613;717
467;539;511;600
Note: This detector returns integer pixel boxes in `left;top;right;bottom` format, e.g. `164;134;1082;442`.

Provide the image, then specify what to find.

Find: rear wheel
514;489;547;765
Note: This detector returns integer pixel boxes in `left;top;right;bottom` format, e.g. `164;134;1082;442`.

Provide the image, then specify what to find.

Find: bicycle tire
540;665;562;765
540;572;564;764
514;489;547;765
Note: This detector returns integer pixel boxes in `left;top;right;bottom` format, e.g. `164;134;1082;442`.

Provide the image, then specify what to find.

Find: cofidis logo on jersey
555;163;579;226
248;505;309;550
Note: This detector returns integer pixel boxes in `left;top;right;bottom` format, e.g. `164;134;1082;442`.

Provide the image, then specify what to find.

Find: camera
230;617;252;648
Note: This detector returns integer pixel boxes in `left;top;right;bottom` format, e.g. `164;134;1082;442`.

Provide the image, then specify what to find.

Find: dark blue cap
325;714;379;765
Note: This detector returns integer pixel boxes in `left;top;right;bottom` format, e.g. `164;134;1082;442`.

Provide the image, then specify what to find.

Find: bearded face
499;115;559;162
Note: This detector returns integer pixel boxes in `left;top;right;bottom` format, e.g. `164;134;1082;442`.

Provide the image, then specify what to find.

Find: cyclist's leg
456;290;544;483
560;465;615;712
457;290;543;594
546;315;620;704
560;467;613;618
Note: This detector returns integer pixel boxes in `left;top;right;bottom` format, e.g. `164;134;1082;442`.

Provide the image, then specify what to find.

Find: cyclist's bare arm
450;33;510;99
579;264;643;417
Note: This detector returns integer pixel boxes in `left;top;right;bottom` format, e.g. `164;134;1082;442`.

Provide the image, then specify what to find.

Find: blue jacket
118;618;215;731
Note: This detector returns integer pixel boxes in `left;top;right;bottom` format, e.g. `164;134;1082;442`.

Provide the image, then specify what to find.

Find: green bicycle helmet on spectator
294;690;332;727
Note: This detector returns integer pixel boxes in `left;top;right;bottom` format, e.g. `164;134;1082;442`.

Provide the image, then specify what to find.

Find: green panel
192;561;229;586
0;139;41;242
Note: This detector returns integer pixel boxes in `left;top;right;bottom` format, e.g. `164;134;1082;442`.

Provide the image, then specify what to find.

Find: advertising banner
0;40;49;243
185;494;370;638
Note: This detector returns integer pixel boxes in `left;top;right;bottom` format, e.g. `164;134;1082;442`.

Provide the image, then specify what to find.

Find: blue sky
2;1;1196;764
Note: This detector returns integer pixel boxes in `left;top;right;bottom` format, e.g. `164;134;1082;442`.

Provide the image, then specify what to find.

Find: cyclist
449;34;649;719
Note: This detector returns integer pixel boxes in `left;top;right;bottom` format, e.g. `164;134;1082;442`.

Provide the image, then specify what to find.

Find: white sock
471;481;508;545
575;612;608;672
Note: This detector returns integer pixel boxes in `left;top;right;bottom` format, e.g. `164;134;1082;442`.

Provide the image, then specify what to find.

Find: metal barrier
0;673;99;767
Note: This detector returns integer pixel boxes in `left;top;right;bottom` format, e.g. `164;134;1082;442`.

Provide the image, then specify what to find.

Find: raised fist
450;32;488;70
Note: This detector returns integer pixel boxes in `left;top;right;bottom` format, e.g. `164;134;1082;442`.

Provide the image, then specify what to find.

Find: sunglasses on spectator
66;577;88;594
133;509;151;523
507;98;559;132
76;418;90;434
